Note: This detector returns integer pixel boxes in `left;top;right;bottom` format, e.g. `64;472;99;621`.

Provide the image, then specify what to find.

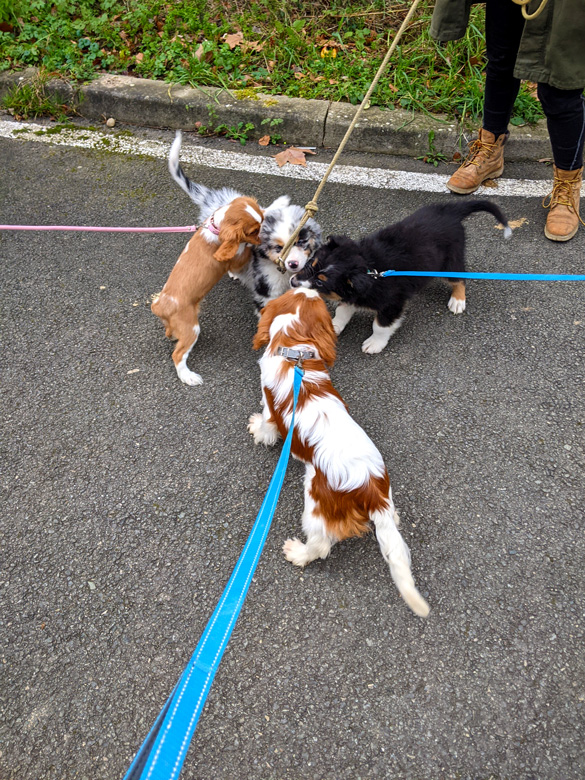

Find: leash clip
367;268;393;278
277;347;315;368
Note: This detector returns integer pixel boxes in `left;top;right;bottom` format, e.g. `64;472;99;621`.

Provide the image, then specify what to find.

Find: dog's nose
287;260;299;270
290;275;300;288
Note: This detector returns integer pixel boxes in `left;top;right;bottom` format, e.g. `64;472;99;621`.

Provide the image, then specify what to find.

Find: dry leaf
258;135;271;146
245;40;264;53
495;217;528;230
223;31;244;49
273;147;309;167
135;52;144;63
194;43;204;61
294;72;305;80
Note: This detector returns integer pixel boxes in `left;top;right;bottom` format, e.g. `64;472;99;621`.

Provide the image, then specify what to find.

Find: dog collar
205;214;220;235
277;347;316;365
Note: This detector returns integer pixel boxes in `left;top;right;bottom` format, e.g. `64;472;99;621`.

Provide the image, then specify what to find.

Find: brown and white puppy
152;196;264;385
248;287;429;617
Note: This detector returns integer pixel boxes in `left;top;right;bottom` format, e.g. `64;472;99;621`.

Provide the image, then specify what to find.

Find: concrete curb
0;67;552;161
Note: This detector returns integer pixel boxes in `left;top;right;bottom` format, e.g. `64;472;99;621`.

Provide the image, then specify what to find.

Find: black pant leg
537;83;585;170
483;0;525;136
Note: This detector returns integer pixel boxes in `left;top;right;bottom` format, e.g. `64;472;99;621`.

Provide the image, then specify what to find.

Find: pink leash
0;224;198;233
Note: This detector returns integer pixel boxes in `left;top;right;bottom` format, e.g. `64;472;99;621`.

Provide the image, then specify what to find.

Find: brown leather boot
447;129;508;194
543;166;583;242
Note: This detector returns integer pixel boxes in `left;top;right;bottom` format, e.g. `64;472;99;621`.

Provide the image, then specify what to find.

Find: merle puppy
169;131;321;310
291;200;511;354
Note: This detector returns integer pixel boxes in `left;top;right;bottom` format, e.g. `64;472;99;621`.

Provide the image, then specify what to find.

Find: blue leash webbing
123;365;304;780
376;270;585;281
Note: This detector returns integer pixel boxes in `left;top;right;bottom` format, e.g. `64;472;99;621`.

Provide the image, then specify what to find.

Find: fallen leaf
258;135;271;146
135;52;144;63
223;31;244;49
194;43;204;61
495;217;528;230
294;72;305;80
273;147;309;167
245;40;264;53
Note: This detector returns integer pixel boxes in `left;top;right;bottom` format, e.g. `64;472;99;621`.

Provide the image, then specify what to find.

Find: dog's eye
314;279;323;287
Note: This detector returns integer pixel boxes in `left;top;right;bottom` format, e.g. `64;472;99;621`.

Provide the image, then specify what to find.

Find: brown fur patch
152;196;263;367
450;280;466;301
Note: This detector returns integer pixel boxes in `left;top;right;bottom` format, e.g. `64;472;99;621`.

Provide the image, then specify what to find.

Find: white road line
0;118;562;198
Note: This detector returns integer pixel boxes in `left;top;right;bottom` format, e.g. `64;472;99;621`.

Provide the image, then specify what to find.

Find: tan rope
510;0;549;21
277;0;422;271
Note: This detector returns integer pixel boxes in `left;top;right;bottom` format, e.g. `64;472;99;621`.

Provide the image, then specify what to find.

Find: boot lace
543;173;585;226
462;137;496;168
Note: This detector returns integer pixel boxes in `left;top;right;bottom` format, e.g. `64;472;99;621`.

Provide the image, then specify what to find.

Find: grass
0;0;543;125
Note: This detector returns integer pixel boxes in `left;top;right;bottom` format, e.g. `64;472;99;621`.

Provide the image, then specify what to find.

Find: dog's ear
213;224;241;262
347;265;371;297
326;234;353;248
252;299;278;350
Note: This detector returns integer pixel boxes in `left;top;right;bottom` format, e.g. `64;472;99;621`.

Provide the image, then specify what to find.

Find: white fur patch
362;316;404;354
245;203;263;223
294;287;319;299
447;296;466;315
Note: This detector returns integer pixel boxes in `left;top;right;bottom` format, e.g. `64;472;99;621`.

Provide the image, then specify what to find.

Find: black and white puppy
169;132;322;310
291;200;511;354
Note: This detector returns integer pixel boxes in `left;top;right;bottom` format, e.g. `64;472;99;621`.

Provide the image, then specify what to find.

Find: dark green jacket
430;0;585;90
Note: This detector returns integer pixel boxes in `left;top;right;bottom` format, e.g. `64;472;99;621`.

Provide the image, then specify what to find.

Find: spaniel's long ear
252;299;279;350
213;225;241;262
300;297;337;367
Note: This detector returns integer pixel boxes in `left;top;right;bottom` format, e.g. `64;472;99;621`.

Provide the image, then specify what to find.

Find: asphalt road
1;121;584;780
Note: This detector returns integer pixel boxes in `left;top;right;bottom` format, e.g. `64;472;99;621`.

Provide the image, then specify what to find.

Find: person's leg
540;84;585;241
482;0;525;136
447;0;524;194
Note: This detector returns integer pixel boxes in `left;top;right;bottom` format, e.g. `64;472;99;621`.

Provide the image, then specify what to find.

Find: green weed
0;1;544;125
2;67;72;119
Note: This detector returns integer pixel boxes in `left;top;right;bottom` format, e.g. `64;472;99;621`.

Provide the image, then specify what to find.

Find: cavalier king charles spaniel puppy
291;199;511;355
249;287;429;617
152;196;263;386
169;131;321;310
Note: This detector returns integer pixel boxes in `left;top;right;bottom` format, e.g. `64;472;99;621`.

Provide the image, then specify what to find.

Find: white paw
448;296;466;315
332;319;346;335
361;335;387;354
177;366;203;386
247;413;279;446
283;537;309;567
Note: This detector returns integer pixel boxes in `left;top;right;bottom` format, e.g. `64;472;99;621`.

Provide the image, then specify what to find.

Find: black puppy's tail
168;130;211;206
453;199;512;239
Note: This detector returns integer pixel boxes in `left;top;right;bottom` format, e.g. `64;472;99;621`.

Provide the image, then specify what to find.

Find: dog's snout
290;275;300;288
287;260;299;270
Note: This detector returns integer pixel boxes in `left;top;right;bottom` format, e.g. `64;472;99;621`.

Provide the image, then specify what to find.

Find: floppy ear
312;313;337;367
326;234;353;248
347;264;372;297
213;224;241;262
252;298;279;350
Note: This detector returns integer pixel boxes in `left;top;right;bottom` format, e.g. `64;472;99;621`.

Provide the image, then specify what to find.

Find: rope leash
511;0;549;21
123;365;304;780
369;270;585;281
276;0;423;272
0;224;198;233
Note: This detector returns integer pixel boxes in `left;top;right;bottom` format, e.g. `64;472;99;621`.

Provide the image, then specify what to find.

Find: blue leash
372;270;585;281
123;365;304;780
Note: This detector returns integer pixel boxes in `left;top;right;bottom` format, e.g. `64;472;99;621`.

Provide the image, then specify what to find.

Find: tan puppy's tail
372;506;430;618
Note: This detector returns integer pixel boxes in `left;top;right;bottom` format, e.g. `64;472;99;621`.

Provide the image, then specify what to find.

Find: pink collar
205;214;221;235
